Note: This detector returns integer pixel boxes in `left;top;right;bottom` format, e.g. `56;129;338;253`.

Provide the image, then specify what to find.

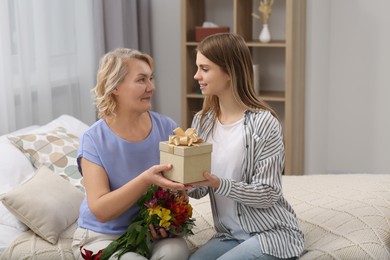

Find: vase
259;24;271;43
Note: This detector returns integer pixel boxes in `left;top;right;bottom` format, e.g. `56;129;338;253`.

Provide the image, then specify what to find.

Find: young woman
188;33;304;260
72;48;189;260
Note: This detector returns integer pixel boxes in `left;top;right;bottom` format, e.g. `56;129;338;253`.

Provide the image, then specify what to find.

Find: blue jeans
189;236;296;260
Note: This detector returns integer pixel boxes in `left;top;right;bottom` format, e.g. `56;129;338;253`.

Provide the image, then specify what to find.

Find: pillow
0;204;28;232
28;114;89;137
0;143;35;195
0;166;84;244
7;127;84;191
0;125;40;143
0;142;34;232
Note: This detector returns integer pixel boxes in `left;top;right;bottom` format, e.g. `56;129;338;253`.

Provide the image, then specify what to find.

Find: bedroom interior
1;0;390;259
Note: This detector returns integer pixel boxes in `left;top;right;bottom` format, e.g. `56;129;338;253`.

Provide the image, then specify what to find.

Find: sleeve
77;132;102;175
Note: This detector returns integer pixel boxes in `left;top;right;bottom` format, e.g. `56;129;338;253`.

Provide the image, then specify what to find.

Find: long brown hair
196;33;278;123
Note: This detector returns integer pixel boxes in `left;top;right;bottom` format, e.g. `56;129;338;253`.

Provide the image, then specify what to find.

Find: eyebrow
198;64;209;68
137;73;153;77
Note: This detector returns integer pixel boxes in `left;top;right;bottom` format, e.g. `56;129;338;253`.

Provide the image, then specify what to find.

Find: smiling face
113;58;155;114
194;52;231;98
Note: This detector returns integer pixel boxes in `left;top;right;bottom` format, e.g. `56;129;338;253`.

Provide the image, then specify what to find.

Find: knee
152;238;189;260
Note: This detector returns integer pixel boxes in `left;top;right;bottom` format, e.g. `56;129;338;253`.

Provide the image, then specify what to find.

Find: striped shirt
189;110;304;258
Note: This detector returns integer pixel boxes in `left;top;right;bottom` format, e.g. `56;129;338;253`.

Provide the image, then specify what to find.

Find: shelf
259;90;285;102
186;40;286;48
181;0;306;175
187;90;285;102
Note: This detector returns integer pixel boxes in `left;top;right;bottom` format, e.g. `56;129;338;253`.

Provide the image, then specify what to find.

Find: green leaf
100;240;120;260
136;226;148;245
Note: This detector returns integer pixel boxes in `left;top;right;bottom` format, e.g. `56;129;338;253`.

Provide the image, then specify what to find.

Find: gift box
195;26;229;42
159;141;212;184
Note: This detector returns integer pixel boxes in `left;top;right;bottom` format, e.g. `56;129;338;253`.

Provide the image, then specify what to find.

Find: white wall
305;0;390;174
151;0;390;175
150;0;181;124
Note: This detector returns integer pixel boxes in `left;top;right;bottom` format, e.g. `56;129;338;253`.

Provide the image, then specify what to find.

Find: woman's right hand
143;164;188;191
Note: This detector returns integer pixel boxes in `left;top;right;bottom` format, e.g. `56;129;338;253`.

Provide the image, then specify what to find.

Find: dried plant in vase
252;0;274;43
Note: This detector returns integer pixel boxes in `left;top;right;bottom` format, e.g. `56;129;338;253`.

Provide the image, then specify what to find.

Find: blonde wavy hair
93;48;154;119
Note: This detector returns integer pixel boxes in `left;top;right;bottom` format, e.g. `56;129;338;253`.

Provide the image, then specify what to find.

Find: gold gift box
159;141;212;184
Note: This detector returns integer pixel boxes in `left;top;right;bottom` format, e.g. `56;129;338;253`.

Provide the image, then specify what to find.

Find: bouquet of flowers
99;185;195;260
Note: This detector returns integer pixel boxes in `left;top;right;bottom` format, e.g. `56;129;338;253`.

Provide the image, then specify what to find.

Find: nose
146;80;155;92
194;69;200;80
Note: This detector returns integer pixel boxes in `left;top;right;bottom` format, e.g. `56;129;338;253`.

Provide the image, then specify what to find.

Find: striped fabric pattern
190;110;304;258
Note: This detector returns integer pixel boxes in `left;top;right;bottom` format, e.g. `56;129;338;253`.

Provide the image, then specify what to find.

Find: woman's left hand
149;224;168;240
189;171;220;189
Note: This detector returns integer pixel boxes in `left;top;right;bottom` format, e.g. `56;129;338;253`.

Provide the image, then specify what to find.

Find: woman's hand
142;164;189;191
189;171;220;189
149;224;168;240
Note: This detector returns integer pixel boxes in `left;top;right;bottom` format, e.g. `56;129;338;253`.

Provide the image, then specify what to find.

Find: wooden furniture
180;0;306;175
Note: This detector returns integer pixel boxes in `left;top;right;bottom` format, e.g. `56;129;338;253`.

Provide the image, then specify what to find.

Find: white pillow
0;166;84;244
0;143;34;232
0;143;34;194
0;114;89;144
30;114;89;137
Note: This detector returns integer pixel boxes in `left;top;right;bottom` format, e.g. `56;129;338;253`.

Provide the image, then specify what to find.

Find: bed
1;115;390;259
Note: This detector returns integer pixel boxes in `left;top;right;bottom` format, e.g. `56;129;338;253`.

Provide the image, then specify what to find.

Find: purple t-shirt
76;112;177;234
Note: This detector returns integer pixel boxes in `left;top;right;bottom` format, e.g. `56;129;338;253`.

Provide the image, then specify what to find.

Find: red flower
100;185;195;260
80;246;104;260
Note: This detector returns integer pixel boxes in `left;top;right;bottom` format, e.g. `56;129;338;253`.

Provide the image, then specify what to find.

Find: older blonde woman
72;48;189;260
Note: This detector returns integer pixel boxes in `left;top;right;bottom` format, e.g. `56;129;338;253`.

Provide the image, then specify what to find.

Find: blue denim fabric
189;236;296;260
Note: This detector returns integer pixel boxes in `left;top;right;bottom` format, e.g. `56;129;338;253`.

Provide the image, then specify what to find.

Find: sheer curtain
0;0;97;135
0;0;152;135
94;0;152;56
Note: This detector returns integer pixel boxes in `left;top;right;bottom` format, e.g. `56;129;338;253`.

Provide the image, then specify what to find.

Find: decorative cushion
0;166;84;244
7;127;84;191
283;174;390;260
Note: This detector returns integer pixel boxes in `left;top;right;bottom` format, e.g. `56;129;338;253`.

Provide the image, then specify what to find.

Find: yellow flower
101;185;195;260
157;207;172;228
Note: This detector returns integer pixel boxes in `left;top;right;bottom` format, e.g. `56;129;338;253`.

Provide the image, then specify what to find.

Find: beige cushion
7;127;84;191
0;166;84;244
283;174;390;260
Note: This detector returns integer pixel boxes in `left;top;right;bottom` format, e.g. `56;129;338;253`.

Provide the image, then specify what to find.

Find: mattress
0;225;23;255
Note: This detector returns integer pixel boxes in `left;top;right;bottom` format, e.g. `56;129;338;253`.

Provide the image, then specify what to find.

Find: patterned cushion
7;127;83;191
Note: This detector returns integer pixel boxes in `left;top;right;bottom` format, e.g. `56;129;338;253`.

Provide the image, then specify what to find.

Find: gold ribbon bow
168;127;204;146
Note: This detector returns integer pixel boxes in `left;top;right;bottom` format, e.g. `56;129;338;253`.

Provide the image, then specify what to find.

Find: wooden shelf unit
181;0;306;175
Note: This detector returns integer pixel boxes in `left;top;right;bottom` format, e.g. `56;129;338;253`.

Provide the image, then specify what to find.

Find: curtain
94;0;152;55
0;0;97;135
0;0;152;135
